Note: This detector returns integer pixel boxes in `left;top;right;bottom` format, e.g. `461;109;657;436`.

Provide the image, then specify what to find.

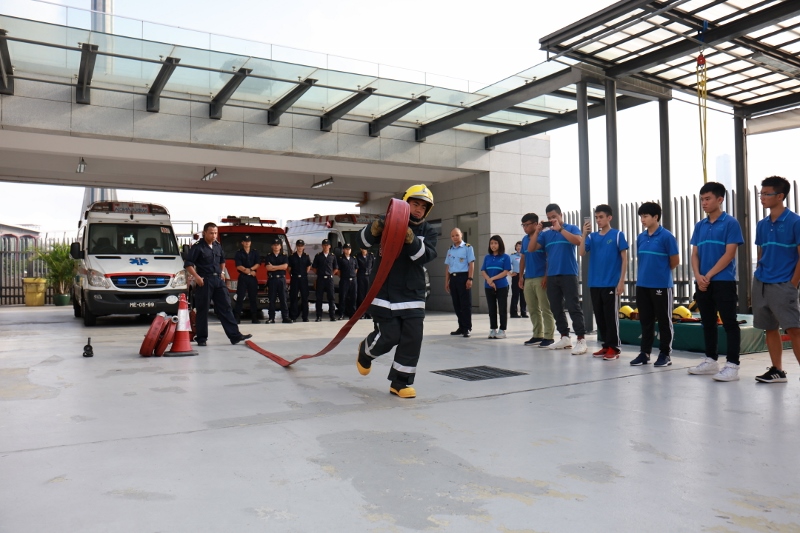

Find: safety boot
357;340;372;376
390;385;416;398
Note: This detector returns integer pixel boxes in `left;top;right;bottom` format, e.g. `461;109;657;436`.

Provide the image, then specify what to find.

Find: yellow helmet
672;306;692;320
402;184;434;218
619;305;633;319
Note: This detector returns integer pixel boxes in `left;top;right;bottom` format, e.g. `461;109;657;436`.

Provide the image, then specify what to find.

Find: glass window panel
312;69;378;92
244;57;318;84
482;110;546;126
403;102;460;124
229;76;298;105
91;57;160;88
271;45;326;70
694;3;737;23
326;55;379;78
109;15;143;40
292;86;359;112
424;87;485;107
597;48;632;61
377;64;426;85
6;41;76;78
0;0;67;25
371;78;432;99
208;34;271;61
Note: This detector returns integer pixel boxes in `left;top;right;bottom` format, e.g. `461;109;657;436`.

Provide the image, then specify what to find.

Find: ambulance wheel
82;296;97;327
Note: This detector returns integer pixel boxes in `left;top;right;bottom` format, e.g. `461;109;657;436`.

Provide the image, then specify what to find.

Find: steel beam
320;88;376;132
577;81;593;332
733;113;751;313
741;91;800;118
76;42;99;105
608;1;800;78
468;118;525;131
606;79;619;228
484;95;647;148
369;96;428;137
146;57;180;112
415;68;583;142
507;106;561;119
552;89;605;106
659;98;672;230
0;29;13;95
268;78;316;126
209;67;252;120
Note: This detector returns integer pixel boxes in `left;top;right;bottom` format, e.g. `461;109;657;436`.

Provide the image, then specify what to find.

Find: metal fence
0;236;75;305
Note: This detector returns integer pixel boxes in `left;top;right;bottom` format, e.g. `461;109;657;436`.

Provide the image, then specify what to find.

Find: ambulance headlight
171;269;187;288
87;269;111;288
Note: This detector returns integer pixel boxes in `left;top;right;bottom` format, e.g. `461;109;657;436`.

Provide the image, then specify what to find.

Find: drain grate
431;365;528;381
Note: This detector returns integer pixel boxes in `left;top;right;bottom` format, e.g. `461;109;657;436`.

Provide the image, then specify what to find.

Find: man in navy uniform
287;239;311;322
337;243;358;319
312;239;339;322
356;184;438;399
264;237;291;324
233;235;262;324
356;246;375;319
444;227;475;337
184;222;252;346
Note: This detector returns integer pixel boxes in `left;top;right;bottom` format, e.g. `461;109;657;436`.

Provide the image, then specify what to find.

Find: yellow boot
357;340;371;376
390;385;416;398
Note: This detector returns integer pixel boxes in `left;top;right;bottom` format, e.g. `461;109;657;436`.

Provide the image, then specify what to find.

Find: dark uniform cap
271;237;282;245
241;235;251;242
296;239;305;246
322;239;330;245
343;243;351;249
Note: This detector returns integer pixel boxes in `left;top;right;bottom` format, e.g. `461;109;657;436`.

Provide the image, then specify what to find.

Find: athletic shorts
752;277;800;331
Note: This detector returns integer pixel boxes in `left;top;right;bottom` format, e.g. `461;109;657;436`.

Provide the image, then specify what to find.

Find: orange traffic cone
166;294;198;357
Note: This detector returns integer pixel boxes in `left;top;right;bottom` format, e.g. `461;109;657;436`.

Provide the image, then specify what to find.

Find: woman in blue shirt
481;235;512;339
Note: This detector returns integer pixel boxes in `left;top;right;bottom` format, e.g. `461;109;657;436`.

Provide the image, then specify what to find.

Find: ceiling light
202;168;218;181
76;157;87;173
311;177;334;189
750;52;800;75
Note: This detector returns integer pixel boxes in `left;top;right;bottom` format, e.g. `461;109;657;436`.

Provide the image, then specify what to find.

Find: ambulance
70;202;188;326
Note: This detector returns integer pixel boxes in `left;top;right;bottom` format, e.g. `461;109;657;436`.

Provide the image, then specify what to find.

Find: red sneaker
603;348;621;360
593;347;608;358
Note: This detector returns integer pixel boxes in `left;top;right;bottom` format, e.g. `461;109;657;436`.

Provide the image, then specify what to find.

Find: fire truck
216;216;289;316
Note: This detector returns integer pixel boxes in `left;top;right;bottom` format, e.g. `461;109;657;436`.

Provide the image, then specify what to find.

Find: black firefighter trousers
361;315;423;387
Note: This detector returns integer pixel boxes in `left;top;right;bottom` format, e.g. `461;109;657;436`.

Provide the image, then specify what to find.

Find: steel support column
605;79;619;228
0;29;13;95
659;98;672;230
76;43;99;105
734;113;751;313
209;67;252;120
146;57;180;112
268;78;316;126
577;81;593;331
320;88;376;132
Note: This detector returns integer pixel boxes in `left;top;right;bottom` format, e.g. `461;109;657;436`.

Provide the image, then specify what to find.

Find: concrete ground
1;305;799;533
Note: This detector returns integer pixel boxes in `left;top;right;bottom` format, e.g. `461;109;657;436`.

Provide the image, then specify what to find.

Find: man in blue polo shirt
444;228;475;337
752;176;800;383
520;213;555;347
630;202;680;368
529;203;587;355
687;182;744;381
579;204;629;361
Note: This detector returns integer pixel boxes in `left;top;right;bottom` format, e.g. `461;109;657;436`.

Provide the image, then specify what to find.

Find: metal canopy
540;0;800;118
0;12;669;149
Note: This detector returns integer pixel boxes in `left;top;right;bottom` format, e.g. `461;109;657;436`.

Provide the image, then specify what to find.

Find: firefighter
287;239;311;322
356;246;375;319
355;184;438;399
337;243;358;318
264;237;291;324
311;239;339;322
233;235;262;324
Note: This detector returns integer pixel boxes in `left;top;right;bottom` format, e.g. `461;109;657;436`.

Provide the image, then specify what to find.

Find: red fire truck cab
217;216;289;315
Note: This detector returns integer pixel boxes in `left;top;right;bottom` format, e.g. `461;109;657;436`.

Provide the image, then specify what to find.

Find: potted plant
36;243;77;306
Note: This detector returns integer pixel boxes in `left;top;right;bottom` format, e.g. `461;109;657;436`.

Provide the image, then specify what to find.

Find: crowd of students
446;176;800;384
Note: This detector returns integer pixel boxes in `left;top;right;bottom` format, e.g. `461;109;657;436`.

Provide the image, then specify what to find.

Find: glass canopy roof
0;12;587;135
540;0;800;117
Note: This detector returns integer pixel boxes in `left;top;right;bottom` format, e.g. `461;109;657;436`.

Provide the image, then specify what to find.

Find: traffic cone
166;294;198;356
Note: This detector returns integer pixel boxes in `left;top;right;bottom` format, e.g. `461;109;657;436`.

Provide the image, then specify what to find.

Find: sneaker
593;347;609;357
603;348;621;361
538;339;555;348
713;362;740;382
755;366;787;383
524;337;543;346
495;330;507;339
571;338;587;355
549;336;573;350
630;352;650;366
688;357;720;375
654;353;672;367
488;329;497;339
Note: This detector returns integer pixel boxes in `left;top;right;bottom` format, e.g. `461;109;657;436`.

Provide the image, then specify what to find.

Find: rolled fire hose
246;198;411;366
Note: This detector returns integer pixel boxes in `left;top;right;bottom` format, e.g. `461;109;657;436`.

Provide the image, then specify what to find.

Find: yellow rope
696;53;708;183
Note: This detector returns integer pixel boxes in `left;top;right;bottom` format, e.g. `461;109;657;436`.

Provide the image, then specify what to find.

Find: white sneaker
713;362;740;382
688;357;720;375
549;336;573;350
571;338;588;355
495;330;507;339
488;329;497;339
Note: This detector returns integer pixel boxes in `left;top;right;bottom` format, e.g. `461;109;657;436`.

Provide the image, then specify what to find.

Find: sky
1;0;798;235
